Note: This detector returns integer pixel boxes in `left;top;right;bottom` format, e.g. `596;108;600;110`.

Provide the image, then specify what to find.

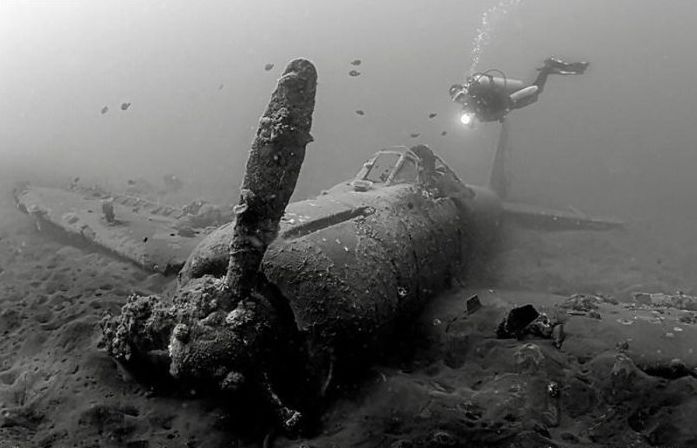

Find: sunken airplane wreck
14;59;621;431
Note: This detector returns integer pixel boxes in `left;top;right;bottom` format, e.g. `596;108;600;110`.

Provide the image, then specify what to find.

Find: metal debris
552;324;565;349
466;294;481;314
497;304;540;339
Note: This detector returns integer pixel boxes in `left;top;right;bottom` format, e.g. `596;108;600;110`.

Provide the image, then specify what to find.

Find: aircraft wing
13;184;211;274
502;201;624;231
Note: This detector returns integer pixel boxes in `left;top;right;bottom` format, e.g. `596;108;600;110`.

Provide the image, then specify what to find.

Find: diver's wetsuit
452;57;589;122
465;79;512;122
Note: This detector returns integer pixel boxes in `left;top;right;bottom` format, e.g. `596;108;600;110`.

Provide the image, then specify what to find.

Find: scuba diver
450;57;589;124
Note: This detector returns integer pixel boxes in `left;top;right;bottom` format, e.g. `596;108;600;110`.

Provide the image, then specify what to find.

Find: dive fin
542;58;589;75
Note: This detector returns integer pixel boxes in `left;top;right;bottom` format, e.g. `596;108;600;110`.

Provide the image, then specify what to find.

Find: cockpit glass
392;157;418;184
363;153;400;183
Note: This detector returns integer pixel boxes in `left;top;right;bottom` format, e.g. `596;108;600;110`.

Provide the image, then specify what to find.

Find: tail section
488;120;511;199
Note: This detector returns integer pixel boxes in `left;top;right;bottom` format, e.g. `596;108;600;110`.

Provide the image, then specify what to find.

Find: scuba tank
468;75;525;95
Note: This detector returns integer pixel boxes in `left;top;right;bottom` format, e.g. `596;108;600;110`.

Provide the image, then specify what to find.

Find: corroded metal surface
224;58;316;308
13;185;210;275
101;59;509;433
102;59;320;432
263;185;468;359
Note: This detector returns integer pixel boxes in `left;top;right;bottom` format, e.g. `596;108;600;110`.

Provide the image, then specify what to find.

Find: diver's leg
531;57;590;93
532;65;553;92
509;85;540;109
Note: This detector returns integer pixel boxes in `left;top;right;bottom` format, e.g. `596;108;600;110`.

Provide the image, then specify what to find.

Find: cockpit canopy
352;146;462;193
359;148;418;185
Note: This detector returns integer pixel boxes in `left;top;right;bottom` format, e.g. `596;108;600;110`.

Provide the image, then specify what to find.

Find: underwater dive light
459;111;475;127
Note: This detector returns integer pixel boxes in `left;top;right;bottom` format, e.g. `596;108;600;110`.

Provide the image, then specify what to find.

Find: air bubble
467;0;522;76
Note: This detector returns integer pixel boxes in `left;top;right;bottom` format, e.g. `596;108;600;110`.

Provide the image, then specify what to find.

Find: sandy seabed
1;183;696;448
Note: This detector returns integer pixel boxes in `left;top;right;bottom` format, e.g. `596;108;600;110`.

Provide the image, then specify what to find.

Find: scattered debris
552;323;565;349
514;343;545;373
428;430;456;446
528;312;554;337
562;293;601;313
121;102;131;111
497;303;565;346
497;304;540;339
466;294;481;314
218;84;224;90
632;291;697;311
560;293;611;319
679;312;697;324
101;199;115;224
616;340;629;352
69;177;80;190
587;310;601;319
350;59;362;66
349;70;361;77
264;63;275;71
100;106;109;114
441;131;447;136
633;292;652;306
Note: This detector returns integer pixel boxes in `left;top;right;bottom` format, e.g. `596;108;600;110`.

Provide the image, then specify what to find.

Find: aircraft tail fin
488;120;511;199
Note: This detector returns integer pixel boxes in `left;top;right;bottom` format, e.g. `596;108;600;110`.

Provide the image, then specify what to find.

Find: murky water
3;1;697;446
466;0;522;76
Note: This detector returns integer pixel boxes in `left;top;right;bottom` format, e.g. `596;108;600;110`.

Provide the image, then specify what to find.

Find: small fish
349;70;361;77
410;133;420;138
121;102;131;111
441;131;447;136
355;110;365;116
428;113;438;119
264;63;274;71
218;84;224;90
350;59;362;66
143;237;148;243
100;106;109;114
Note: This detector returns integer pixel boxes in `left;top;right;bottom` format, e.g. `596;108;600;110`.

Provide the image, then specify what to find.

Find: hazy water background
2;0;697;284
